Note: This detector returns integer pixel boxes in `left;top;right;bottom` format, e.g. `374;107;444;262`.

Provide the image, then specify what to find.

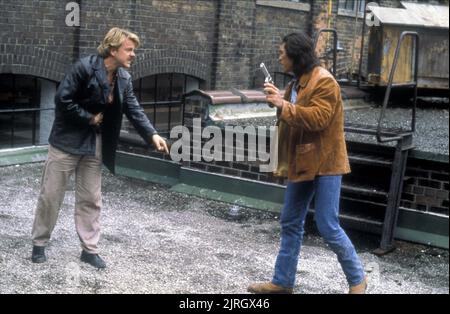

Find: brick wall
0;0;75;82
1;0;449;87
213;0;256;90
402;159;449;216
0;0;217;85
252;2;311;88
78;0;217;83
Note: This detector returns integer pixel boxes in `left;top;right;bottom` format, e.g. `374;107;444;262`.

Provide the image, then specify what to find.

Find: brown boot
247;282;293;294
349;277;368;294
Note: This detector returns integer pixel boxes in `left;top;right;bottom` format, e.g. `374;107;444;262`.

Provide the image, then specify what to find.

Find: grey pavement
0;163;448;294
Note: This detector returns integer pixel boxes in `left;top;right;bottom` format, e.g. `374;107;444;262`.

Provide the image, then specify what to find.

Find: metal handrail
314;28;338;77
0;107;55;114
376;31;419;143
140;100;182;107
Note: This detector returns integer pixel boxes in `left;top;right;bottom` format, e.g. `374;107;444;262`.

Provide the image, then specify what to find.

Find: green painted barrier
0;146;48;167
2;148;447;249
115;152;180;186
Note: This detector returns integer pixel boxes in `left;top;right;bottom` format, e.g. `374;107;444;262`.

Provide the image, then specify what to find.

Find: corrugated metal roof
369;2;449;29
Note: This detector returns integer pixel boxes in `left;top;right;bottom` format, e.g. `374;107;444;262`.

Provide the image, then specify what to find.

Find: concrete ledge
115;151;180;186
177;167;285;204
338;8;364;18
395;227;449;249
409;150;449;164
171;183;282;213
396;208;449;249
0;146;48;167
256;0;310;12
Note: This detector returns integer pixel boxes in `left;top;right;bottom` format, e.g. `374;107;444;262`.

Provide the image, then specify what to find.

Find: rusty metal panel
366;2;449;90
380;26;414;84
367;27;384;85
417;28;449;89
367;25;449;89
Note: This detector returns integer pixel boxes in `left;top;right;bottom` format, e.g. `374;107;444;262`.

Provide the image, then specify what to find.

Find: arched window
129;73;202;134
0;74;56;149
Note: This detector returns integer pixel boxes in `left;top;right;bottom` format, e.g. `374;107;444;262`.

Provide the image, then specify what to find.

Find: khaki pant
32;135;102;254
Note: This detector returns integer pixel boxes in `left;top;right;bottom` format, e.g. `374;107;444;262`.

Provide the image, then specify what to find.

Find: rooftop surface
0;163;448;294
219;101;449;157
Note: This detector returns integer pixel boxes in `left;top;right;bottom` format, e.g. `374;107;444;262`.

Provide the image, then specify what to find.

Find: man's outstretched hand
152;134;169;154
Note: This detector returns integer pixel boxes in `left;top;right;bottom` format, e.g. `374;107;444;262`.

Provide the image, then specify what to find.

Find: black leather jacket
49;54;157;173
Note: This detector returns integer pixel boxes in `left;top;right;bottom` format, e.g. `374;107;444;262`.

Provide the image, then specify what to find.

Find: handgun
260;63;274;84
260;63;275;108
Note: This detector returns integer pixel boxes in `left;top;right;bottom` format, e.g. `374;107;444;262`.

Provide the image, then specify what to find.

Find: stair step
341;195;387;207
345;122;412;137
310;208;383;234
340;197;387;218
341;183;388;199
348;152;393;167
339;213;383;234
339;212;383;227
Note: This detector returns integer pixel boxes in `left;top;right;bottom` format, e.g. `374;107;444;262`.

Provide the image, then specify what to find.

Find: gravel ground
344;103;449;155
0;163;448;294
220;100;449;156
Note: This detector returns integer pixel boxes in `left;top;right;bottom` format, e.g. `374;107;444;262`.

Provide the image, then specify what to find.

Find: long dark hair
282;32;320;77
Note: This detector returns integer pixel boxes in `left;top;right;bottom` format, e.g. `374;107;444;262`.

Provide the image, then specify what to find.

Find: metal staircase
315;29;420;255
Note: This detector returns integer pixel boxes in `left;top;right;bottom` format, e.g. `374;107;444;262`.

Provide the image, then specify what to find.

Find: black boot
31;246;47;263
80;250;106;269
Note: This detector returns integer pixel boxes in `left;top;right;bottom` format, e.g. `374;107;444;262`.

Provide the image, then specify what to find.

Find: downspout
327;0;333;29
211;0;222;90
358;1;369;88
72;0;81;62
350;0;360;82
308;0;315;37
326;0;333;72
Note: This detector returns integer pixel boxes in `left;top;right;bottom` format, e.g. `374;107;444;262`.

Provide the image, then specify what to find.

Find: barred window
0;74;56;149
129;73;202;134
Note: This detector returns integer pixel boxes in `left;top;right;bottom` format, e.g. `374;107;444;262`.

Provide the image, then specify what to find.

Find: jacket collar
298;66;318;88
285;66;320;102
92;55;130;77
92;55;130;105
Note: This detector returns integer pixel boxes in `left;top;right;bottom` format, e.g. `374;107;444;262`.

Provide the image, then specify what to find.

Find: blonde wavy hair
97;27;140;57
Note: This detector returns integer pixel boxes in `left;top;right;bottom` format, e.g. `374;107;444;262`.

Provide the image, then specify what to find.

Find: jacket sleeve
279;76;338;132
122;78;158;145
54;60;94;126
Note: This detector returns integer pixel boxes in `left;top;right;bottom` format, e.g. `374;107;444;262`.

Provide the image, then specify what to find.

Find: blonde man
31;27;168;268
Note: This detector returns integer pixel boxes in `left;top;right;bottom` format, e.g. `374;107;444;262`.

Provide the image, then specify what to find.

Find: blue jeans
272;176;365;288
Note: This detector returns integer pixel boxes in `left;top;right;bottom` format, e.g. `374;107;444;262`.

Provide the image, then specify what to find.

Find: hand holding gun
260;63;276;108
260;63;283;109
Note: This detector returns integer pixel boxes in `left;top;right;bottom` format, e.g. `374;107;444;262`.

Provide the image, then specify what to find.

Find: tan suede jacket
274;66;351;182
